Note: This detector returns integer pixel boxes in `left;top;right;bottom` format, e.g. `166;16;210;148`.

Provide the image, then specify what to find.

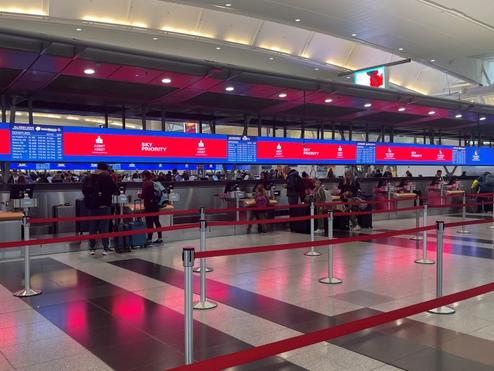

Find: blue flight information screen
10;124;63;162
452;147;466;165
356;142;376;164
465;147;494;165
227;136;257;163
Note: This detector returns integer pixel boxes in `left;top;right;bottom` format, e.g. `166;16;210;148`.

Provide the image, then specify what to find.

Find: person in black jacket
285;167;302;205
82;163;118;256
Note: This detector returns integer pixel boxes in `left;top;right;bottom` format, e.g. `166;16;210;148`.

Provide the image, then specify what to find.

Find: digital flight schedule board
62;126;228;163
0;123;10;160
10;124;63;162
256;137;357;164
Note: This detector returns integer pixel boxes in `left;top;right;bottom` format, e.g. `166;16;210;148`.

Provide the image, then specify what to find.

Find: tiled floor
0;214;493;370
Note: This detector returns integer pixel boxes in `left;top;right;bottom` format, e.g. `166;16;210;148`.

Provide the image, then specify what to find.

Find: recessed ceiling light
161;77;172;84
398;47;404;51
455;113;463;118
346;76;351;79
225;3;231;6
75;28;82;32
428;110;436;115
364;103;372;108
152;37;158;40
84;68;95;75
216;46;221;50
430;59;435;62
295;18;301;22
480;116;487;121
324;98;333;103
314;67;319;71
398;107;406;112
278;93;287;98
351;33;357;37
225;86;235;92
269;57;274;60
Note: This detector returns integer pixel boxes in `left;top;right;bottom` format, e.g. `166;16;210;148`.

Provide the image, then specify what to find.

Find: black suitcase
356;197;373;229
289;205;311;234
75;199;90;234
113;223;131;253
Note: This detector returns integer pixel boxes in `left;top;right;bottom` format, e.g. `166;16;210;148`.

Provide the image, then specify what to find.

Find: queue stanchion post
457;193;470;234
183;248;195;364
387;184;392;220
14;199;42;298
193;211;217;310
410;196;423;240
415;204;435;265
304;199;321;257
193;208;213;273
319;211;342;285
489;194;494;230
428;221;455;315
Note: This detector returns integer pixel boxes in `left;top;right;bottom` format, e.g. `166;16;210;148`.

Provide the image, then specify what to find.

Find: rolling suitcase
129;200;147;248
75;199;90;234
356;196;373;229
53;203;76;234
289;204;311;234
113;222;131;253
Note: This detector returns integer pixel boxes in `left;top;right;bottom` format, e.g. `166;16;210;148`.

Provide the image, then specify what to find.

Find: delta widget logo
384;147;395;160
93;135;107;154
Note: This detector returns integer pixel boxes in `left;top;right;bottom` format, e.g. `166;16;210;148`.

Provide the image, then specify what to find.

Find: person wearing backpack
285;167;303;205
138;171;164;245
82;163;118;255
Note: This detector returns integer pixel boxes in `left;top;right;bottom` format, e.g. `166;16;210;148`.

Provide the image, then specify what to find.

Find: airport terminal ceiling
0;0;493;140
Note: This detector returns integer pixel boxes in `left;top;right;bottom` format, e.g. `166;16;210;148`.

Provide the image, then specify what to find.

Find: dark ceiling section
284;104;362;119
43;75;176;102
187;92;279;112
361;111;424;124
0;68;20;89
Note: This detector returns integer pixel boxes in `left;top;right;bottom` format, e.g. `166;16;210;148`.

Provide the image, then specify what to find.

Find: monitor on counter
9;184;34;200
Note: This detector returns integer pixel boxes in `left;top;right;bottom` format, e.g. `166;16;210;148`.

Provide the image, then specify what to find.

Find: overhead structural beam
337;58;412;77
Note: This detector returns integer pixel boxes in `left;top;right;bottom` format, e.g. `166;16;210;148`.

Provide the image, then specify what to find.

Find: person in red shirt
138;171;163;245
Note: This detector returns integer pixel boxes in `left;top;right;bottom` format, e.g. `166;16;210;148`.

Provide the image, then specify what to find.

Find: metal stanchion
457;193;470;234
14;214;42;297
428;221;455;315
193;208;213;273
183;247;195;365
415;204;435;265
235;192;240;223
387;184;392;220
193;210;217;310
320;211;342;284
489;194;494;230
410;196;423;240
304;199;321;257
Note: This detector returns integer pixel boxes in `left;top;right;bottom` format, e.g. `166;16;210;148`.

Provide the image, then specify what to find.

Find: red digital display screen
257;140;356;163
375;145;452;163
63;132;227;161
0;127;10;157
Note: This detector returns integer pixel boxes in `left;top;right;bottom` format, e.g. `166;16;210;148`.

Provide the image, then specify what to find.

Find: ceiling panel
254;20;312;56
63;59;121;79
187;92;278;111
284;103;362;118
0;67;20;88
361;111;424;123
108;66;162;84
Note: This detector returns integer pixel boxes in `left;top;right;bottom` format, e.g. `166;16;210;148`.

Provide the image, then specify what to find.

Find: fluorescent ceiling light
455;114;462;118
161;78;172;84
84;68;95;75
225;86;235;92
398;47;404;51
428;110;436;115
278;93;287;98
398;107;406;112
480;116;487;121
295;18;301;22
324;98;333;103
364;103;372;108
76;28;82;32
351;33;357;37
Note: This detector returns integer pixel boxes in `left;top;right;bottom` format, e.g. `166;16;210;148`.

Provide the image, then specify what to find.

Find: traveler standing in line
139;171;164;245
338;170;361;231
247;184;269;234
82;163;118;256
285;166;303;205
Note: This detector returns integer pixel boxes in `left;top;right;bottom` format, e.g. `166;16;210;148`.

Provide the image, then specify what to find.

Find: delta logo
196;140;207;156
384;147;395;159
437;149;445;161
336;146;343;158
275;143;283;157
93;136;107;154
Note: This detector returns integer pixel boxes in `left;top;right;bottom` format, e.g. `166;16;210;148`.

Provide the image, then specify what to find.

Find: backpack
82;174;104;209
152;181;168;207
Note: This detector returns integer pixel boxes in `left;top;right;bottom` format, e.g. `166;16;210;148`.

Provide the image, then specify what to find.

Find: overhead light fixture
225;86;235;92
278;93;287;98
324;98;333;103
225;3;232;6
364;103;372;108
216;46;221;50
430;59;435;62
269;57;274;60
161;77;172;84
428;110;436;115
398;47;404;51
398;107;406;112
84;68;95;75
351;33;357;37
455;113;463;118
152;37;158;40
76;28;83;32
346;76;351;79
314;67;319;71
480;116;487;121
295;18;301;22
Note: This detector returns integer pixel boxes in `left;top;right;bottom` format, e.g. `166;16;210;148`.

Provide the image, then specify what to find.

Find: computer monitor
9;185;34;200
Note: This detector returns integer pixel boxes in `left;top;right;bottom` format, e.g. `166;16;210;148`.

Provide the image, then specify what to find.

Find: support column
161;107;166;132
28;99;33;124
